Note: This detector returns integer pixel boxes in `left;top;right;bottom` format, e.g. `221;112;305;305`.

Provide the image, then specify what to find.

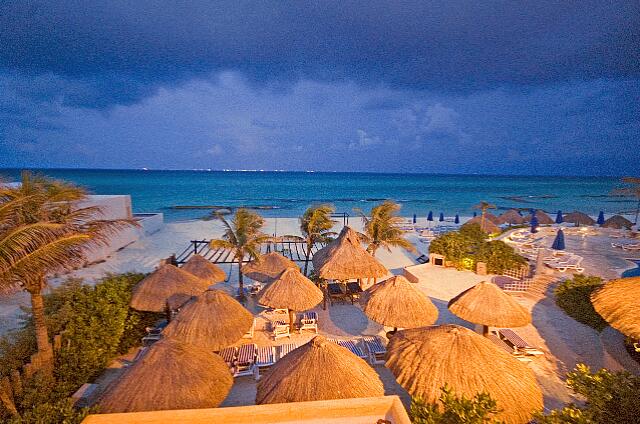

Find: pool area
621;259;640;278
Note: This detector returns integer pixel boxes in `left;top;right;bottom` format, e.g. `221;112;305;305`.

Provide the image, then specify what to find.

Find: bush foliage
410;385;503;424
429;224;525;274
553;275;607;331
0;273;161;423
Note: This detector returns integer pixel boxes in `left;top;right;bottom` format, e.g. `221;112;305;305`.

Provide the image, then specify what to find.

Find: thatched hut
386;325;543;424
483;212;502;225
522;210;554;225
361;275;438;329
448;281;531;335
462;216;501;234
181;254;226;283
242;252;298;283
498;209;524;225
98;339;233;413
312;226;388;282
602;215;633;229
130;264;210;313
256;335;384;404
257;267;323;327
563;211;595;226
591;277;640;339
162;289;254;351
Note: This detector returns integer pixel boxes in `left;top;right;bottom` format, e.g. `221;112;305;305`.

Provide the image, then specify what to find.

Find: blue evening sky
1;1;638;175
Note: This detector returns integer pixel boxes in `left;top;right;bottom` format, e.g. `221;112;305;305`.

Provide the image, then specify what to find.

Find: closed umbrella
530;214;539;234
555;210;563;224
473;211;477;217
454;214;460;224
551;229;565;250
439;212;444;222
427;211;433;221
412;213;417;224
597;211;605;225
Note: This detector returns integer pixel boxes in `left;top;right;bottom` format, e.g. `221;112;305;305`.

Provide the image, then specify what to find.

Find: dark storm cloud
1;1;639;106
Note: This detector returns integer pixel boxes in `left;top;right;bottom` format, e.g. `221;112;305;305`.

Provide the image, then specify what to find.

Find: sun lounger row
327;336;388;366
544;254;584;273
219;342;304;380
611;242;640;251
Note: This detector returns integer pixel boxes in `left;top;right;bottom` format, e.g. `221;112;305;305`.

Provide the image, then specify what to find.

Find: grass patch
554;275;608;331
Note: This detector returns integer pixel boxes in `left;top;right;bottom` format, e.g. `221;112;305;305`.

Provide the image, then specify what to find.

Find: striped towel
256;346;275;366
303;312;318;322
279;343;298;358
362;336;386;354
237;344;257;364
337;339;366;358
219;347;237;364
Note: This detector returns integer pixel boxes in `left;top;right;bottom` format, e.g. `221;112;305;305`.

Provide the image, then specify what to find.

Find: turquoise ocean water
0;169;634;222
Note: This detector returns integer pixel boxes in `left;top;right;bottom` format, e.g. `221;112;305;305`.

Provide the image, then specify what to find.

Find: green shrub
554;275;607;331
475;241;526;274
535;364;640;423
8;398;93;424
410;385;503;424
429;232;474;268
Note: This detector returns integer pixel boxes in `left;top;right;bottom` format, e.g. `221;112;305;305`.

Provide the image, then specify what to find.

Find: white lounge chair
243;318;257;339
363;336;387;365
278;343;299;359
254;346;276;380
498;329;544;356
233;344;257;377
298;312;318;334
547;256;584;273
272;320;291;340
219;346;237;370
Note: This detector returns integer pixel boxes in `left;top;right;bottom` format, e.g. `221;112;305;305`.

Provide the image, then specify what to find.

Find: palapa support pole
482;325;490;337
289;309;296;330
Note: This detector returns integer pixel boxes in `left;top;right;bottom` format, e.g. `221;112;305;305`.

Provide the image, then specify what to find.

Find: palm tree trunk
237;260;245;300
29;288;54;369
481;209;486;230
303;243;312;276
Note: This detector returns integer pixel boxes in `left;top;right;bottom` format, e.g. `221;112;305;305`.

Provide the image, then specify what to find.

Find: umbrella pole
289;309;295;330
482;325;489;337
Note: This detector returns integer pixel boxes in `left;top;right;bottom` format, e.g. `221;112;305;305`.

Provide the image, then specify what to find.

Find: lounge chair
254;346;276;380
243;318;257;339
330;338;367;359
272;320;291;340
327;283;351;305
498;329;544;356
363;336;387;365
278;343;299;359
416;254;429;264
346;282;363;301
218;346;238;369
547;256;584;273
298;311;318;334
141;333;162;346
488;334;533;363
233;343;257;377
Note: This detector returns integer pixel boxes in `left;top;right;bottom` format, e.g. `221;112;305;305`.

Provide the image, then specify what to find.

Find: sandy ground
2;217;640;413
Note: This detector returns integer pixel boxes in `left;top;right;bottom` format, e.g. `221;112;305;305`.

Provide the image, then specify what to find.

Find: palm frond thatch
130;264;210;312
591;277;640;339
98;339;233;413
256;335;384;404
386;325;543;424
361;275;438;328
602;215;633;229
522;210;554;225
448;281;531;328
257;268;323;311
562;211;595;226
462;217;501;234
497;210;524;225
312;226;388;280
181;254;226;283
242;252;298;283
162;289;254;350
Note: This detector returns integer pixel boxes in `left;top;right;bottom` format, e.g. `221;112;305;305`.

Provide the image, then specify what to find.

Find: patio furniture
363;336;387;365
219;346;238;369
233;343;257;377
327;283;352;305
254;346;276;380
329;338;367;359
346;282;363;301
488;334;533;363
546;255;584;273
278;342;299;359
498;329;544;356
298;311;319;334
272;320;291;340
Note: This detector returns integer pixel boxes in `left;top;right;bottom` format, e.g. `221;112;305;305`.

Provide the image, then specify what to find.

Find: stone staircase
525;274;560;299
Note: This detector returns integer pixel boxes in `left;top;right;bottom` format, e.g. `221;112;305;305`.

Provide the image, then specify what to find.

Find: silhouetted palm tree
210;208;268;300
473;201;496;231
299;204;335;276
355;200;416;257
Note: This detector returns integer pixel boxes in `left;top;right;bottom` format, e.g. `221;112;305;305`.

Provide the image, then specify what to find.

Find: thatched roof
130;264;210;312
563;211;595;225
484;212;502;225
462;217;501;234
386;325;543;424
591;277;640;339
257;268;323;311
497;209;524;225
602;215;633;229
162;289;254;350
98;339;232;413
256;335;384;404
312;226;388;280
523;210;554;225
448;281;531;327
361;275;438;328
181;254;226;283
242;252;298;283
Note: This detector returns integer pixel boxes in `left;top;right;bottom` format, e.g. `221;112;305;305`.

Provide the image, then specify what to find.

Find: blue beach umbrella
455;214;460;224
555;210;563;224
530;213;539;234
439;212;444;222
551;229;565;250
427;211;433;221
413;214;417;224
473;211;477;218
597;211;605;226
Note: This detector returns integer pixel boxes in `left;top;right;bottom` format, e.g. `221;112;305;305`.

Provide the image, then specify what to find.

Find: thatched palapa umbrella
386;325;543;424
462;216;501;234
130;264;210;313
523;210;554;225
602;215;633;230
181;254;226;283
563;211;595;226
591;277;640;339
361;275;438;330
498;209;524;225
483;212;502;225
256;335;383;404
98;339;232;413
448;281;531;336
162;289;254;351
312;226;388;281
257;267;323;327
242;252;298;283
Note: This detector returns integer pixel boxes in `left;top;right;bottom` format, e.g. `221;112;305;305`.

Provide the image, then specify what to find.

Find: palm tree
299;204;335;276
210;208;268;300
0;172;135;368
355;200;416;257
614;177;640;225
473;201;496;231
